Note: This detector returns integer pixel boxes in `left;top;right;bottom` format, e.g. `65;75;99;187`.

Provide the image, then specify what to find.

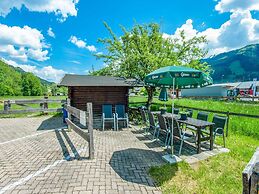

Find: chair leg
165;131;169;146
102;119;104;131
179;139;184;156
222;131;226;147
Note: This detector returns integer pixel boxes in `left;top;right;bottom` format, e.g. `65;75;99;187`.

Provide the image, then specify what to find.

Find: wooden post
43;96;48;109
67;98;71;132
4;101;9;112
87;103;94;159
226;111;230;137
250;163;259;194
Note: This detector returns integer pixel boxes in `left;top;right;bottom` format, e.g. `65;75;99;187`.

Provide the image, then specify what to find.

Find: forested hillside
0;60;48;96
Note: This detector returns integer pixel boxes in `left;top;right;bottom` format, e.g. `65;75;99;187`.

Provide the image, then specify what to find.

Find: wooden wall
68;86;129;128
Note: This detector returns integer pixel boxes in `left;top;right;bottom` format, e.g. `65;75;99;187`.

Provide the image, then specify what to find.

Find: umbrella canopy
144;66;212;88
158;87;168;101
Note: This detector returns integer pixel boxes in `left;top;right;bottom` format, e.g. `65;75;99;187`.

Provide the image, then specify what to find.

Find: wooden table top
152;112;215;128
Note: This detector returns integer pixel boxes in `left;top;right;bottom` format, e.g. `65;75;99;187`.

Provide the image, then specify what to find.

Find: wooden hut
59;74;133;128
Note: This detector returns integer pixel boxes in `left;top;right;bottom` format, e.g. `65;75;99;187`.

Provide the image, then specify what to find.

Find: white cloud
0;0;79;22
0;23;49;62
69;35;97;52
47;27;55;38
3;59;66;83
163;11;259;56
215;0;259;13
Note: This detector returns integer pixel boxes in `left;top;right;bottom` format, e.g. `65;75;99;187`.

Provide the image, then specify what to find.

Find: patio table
152;112;215;154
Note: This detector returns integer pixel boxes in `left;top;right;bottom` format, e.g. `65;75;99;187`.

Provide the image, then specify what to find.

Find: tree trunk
145;86;155;110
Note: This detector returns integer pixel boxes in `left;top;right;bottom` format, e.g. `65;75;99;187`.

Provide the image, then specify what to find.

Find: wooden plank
0;108;62;114
87;103;94;159
243;147;259;194
65;118;89;142
4;99;66;104
65;105;81;119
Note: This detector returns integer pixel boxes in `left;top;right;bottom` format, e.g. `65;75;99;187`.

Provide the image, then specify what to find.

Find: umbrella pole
171;77;175;156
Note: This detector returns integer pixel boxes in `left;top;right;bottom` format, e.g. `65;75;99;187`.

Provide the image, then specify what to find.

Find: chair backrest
186;109;193;118
157;114;168;131
173;108;179;114
212;115;227;134
140;109;147;123
172;118;181;137
115;104;126;118
102;104;113;118
197;111;209;121
147;111;156;127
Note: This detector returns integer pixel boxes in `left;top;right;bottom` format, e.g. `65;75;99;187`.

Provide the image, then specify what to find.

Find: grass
0;96;66;118
130;96;259;193
129;96;259;138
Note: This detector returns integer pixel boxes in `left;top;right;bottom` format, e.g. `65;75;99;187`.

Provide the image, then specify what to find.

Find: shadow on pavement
109;148;166;187
37;116;66;131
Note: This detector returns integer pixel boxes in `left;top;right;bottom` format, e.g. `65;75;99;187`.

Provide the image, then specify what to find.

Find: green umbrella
145;66;212;88
144;65;213;163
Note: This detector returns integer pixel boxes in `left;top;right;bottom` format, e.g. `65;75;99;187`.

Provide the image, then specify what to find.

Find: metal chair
157;114;171;146
168;118;194;155
147;111;159;139
102;104;116;131
186;109;193;118
212;115;227;147
197;111;209;121
173;108;180;114
115;104;129;130
140;109;148;132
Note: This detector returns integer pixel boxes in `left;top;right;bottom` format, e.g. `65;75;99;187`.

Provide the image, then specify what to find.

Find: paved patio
0;116;229;194
0;116;164;194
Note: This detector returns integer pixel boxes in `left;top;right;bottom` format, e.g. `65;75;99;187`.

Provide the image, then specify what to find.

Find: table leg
197;127;201;154
210;125;214;150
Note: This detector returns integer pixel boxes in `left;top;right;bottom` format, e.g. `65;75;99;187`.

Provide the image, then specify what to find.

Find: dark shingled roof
59;74;134;87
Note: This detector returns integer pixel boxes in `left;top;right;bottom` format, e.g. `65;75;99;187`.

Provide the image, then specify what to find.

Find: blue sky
0;0;258;82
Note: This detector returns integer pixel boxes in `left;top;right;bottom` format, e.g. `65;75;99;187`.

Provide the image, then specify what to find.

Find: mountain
6;63;52;86
0;60;52;96
204;44;259;83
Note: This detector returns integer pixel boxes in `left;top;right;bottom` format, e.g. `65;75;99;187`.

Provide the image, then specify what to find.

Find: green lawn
129;96;259;194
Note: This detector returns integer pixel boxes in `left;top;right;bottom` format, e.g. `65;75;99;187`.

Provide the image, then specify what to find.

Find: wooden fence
65;102;94;159
0;97;66;114
243;147;259;194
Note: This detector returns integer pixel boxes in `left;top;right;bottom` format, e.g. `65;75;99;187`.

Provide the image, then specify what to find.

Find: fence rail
243;147;259;194
65;102;94;159
0;97;66;114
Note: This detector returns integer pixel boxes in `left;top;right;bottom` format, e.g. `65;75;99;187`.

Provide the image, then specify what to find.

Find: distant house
181;81;259;97
181;83;239;97
59;74;135;128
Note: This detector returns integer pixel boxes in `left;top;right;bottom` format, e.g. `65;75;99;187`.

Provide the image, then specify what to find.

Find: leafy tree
0;60;22;96
93;22;210;108
22;73;43;96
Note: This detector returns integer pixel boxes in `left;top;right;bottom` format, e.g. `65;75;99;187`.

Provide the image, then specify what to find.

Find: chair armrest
113;113;116;118
215;127;224;134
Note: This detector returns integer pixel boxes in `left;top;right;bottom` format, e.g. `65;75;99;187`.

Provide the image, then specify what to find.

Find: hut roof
59;74;141;87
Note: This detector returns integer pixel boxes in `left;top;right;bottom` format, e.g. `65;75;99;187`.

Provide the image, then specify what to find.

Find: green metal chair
115;104;129;130
212;115;227;147
140;109;148;132
102;104;116;131
147;111;159;139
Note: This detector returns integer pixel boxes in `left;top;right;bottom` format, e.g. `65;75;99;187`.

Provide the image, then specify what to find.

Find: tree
22;73;43;96
93;22;210;108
